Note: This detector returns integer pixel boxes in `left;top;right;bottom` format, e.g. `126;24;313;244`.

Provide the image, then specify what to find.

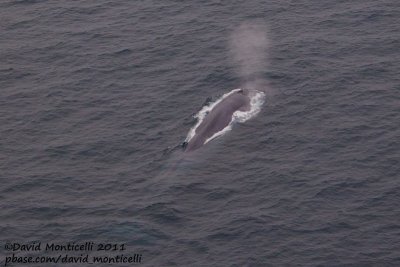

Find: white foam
185;88;265;144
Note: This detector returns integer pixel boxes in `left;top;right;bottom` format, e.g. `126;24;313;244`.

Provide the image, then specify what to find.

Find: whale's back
185;91;251;152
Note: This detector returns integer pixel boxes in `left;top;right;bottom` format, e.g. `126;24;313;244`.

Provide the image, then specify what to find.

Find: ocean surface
1;0;400;266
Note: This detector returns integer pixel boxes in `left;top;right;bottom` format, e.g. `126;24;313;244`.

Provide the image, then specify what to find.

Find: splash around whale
183;88;265;152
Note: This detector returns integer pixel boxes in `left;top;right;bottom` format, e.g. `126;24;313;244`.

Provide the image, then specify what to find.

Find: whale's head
238;88;262;100
237;88;252;96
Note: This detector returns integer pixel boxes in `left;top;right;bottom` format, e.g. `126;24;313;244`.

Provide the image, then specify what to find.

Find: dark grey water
1;0;400;266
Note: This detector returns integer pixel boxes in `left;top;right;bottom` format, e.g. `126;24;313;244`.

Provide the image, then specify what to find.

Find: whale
183;89;251;152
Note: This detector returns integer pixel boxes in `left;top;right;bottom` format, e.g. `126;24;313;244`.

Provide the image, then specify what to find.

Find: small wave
185;88;265;144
